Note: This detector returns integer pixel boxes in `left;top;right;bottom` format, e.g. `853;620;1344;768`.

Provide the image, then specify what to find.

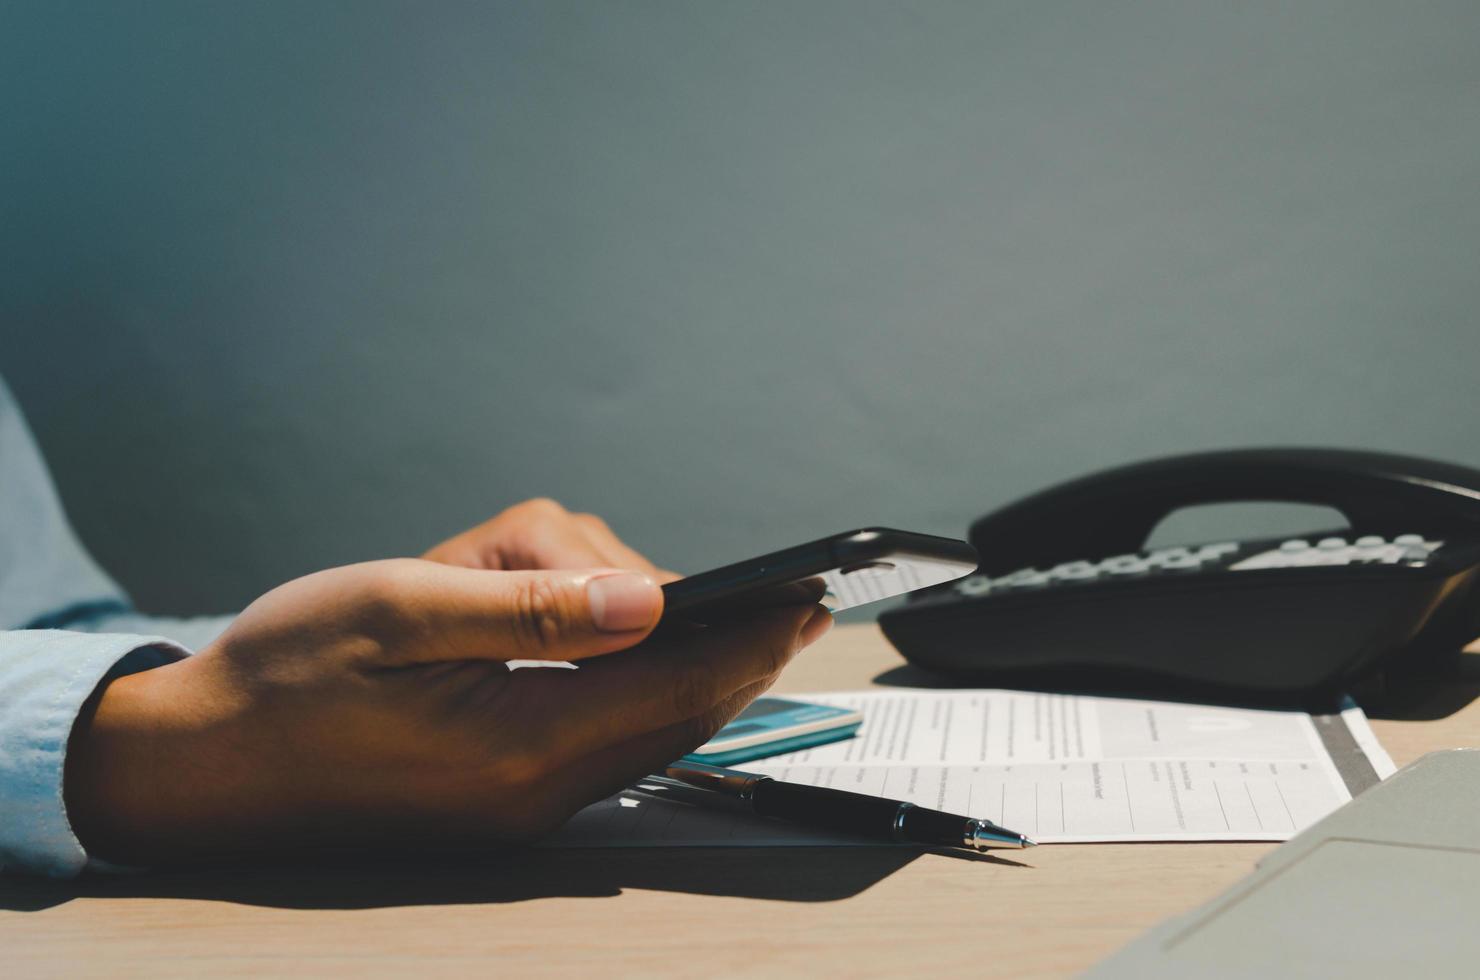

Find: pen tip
965;822;1036;850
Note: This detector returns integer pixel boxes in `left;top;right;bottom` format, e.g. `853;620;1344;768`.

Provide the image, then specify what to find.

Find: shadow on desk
1363;651;1480;721
0;846;926;914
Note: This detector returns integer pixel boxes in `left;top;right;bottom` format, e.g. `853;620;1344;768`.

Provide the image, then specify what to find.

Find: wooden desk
5;625;1479;979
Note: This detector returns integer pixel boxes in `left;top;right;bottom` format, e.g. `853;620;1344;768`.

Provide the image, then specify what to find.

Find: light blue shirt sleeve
0;375;234;875
0;631;188;876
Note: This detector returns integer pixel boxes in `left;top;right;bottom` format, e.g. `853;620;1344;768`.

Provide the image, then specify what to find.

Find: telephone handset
879;449;1480;704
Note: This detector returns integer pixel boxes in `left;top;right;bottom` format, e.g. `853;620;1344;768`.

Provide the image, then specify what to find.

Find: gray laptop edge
1088;749;1480;979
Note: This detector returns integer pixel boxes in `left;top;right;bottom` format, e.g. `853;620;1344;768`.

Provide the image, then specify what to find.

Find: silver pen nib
964;819;1036;850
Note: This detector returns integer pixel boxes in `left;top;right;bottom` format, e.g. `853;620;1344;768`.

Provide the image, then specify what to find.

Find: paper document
546;689;1395;847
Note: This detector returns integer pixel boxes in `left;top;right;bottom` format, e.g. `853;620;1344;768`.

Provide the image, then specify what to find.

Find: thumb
381;561;664;664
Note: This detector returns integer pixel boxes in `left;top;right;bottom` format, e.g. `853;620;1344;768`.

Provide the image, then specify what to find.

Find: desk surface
5;625;1479;979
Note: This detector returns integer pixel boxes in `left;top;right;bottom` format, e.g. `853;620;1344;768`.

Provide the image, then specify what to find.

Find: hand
65;559;831;866
422;498;678;581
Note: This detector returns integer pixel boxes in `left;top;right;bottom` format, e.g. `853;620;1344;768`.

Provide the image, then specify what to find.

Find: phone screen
661;528;977;624
815;555;973;611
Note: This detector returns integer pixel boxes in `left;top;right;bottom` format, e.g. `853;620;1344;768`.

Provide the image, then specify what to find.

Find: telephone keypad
950;533;1443;598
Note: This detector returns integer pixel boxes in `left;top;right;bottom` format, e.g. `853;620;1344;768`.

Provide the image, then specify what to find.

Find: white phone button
956;575;994;597
1100;556;1150;575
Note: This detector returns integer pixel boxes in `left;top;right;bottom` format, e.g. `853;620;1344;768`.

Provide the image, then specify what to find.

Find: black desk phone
879;449;1480;704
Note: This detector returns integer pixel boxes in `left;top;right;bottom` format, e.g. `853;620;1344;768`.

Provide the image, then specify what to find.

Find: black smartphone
660;528;978;625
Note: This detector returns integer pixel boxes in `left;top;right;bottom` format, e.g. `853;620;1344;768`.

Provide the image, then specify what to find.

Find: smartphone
681;696;864;765
660;527;978;625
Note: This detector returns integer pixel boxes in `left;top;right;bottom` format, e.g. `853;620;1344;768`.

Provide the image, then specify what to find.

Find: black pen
636;761;1035;850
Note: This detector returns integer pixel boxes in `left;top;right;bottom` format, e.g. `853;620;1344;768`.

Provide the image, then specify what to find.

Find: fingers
509;505;624;570
364;560;665;665
570;513;667;577
534;675;782;826
422;498;673;579
507;604;830;764
798;602;835;646
515;506;665;577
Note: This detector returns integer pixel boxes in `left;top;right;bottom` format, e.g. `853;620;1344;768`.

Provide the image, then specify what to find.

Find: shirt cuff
0;630;188;877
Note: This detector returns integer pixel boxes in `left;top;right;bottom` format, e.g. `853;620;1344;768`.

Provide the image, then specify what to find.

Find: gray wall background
2;0;1477;616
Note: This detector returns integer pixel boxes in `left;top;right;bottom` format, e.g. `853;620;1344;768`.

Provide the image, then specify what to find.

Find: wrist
63;658;217;865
